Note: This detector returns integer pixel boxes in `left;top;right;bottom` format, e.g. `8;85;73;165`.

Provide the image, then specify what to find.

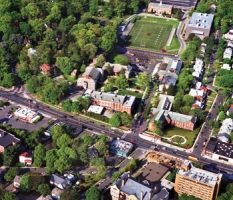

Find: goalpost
140;42;146;48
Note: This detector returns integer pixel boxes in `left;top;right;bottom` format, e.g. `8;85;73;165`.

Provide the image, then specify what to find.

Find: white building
87;105;104;114
192;58;204;79
217;118;233;143
222;64;231;70
14;107;40;123
224;29;233;40
223;48;232;59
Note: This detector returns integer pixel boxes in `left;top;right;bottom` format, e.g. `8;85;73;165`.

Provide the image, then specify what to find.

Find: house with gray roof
83;89;136;115
50;174;71;190
0;129;20;153
110;172;169;200
77;66;103;90
185;12;214;40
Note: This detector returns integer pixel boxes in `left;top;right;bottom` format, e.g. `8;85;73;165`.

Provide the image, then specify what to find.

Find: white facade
212;153;233;164
223;48;232;59
222;64;231;70
224;30;233;40
217;118;233;143
14;107;40;123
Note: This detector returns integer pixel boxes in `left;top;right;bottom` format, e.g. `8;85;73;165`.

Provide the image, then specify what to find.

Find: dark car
87;128;93;131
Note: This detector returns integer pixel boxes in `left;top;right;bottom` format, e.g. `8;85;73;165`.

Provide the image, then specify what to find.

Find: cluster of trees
112;158;138;182
172;94;194;114
31;124;109;174
109;112;133;127
217;69;233;88
0;187;17;200
62;96;91;113
179;194;201;200
0;47;15;88
86;186;104;200
216;39;227;62
104;74;129;92
216;183;233;200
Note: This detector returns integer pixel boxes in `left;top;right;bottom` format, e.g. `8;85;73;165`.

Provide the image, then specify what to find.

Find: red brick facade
165;116;196;131
92;99;132;115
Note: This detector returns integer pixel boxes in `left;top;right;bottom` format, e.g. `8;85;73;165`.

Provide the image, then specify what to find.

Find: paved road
176;12;187;56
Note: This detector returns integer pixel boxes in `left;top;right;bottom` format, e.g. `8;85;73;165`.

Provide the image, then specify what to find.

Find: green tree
121;112;133;127
86;186;104;200
219;111;226;121
129;158;137;171
78;145;89;163
81;134;93;146
33;143;46;167
37;184;50;195
56;57;74;75
112;171;122;182
95;141;108;156
3;145;20;166
61;189;81;200
115;74;129;89
136;72;149;90
166;84;175;95
56;134;71;149
179;193;201;200
1;192;17;200
4;167;19;182
80;64;86;73
109;113;121;127
45;149;58;174
96;165;107;179
183;94;194;107
95;54;106;68
90;157;105;167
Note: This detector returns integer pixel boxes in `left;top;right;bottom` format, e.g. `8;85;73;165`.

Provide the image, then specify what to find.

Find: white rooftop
178;166;222;186
189;88;204;97
188;12;214;29
87;105;104;114
222;64;231;70
218;118;233;143
14;107;40;122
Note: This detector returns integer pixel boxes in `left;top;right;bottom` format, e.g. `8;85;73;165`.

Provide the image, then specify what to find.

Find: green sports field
128;21;173;50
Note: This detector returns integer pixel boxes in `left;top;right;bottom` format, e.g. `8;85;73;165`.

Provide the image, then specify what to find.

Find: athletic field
128;21;173;50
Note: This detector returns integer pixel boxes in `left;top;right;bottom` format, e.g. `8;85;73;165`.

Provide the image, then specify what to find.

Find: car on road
87;128;93;131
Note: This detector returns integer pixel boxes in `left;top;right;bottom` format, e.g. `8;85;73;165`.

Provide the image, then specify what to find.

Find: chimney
121;179;125;188
149;192;152;200
159;0;162;5
141;191;143;200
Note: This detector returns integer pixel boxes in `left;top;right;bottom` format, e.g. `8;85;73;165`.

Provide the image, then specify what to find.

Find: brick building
148;1;173;14
83;89;135;115
174;160;222;200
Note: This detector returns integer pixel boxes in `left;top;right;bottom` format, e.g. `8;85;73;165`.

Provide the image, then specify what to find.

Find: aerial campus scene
0;0;233;200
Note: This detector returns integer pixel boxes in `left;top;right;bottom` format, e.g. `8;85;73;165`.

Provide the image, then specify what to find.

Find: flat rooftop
141;163;169;183
178;166;221;186
110;138;133;154
152;0;198;9
188;12;214;29
214;141;233;159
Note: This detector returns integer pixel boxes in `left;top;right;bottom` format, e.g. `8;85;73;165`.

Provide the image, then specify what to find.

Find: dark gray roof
120;178;153;200
0;129;20;148
206;137;217;152
151;188;169;200
214;141;233;159
82;67;101;80
50;174;71;188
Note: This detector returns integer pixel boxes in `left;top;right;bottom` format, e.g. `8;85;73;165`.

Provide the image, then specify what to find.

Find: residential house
0;129;20;153
227;41;233;48
227;105;233;115
191;100;204;109
157;59;182;91
19;151;33;165
77;66;103;90
51;188;64;200
149;94;197;131
195;81;203;89
224;29;233;40
222;64;231;70
50;174;71;190
217;118;233;143
148;1;173;14
185;12;214;40
13;176;21;188
223;48;232;59
189;86;207;102
40;63;52;74
37;195;53;200
103;62;133;78
200;43;207;55
14;107;41;123
192;58;204;80
110;172;169;200
83;89;136;115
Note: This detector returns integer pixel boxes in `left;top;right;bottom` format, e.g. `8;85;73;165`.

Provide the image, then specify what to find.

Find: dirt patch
147;33;151;36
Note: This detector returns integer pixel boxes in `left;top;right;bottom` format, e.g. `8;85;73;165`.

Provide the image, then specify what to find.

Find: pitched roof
37;195;53;200
50;174;71;188
165;111;196;124
82;67;101;80
14;176;21;184
40;63;51;73
120;178;153;200
0;129;20;148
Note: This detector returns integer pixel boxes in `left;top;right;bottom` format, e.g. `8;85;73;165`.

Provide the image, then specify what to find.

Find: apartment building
148;1;173;14
174;161;222;200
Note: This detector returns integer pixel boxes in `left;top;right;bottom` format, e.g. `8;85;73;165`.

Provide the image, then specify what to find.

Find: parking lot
0;105;50;131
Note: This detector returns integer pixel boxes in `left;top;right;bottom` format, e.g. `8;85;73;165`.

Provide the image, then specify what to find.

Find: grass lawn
139;16;179;28
166;37;180;51
162;126;200;148
118;90;143;99
172;136;185;144
128;21;173;50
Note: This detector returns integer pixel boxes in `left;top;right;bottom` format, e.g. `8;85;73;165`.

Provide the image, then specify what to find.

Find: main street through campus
0;90;232;174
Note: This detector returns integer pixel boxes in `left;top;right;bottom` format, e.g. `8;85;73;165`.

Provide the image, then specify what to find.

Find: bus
188;155;199;162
